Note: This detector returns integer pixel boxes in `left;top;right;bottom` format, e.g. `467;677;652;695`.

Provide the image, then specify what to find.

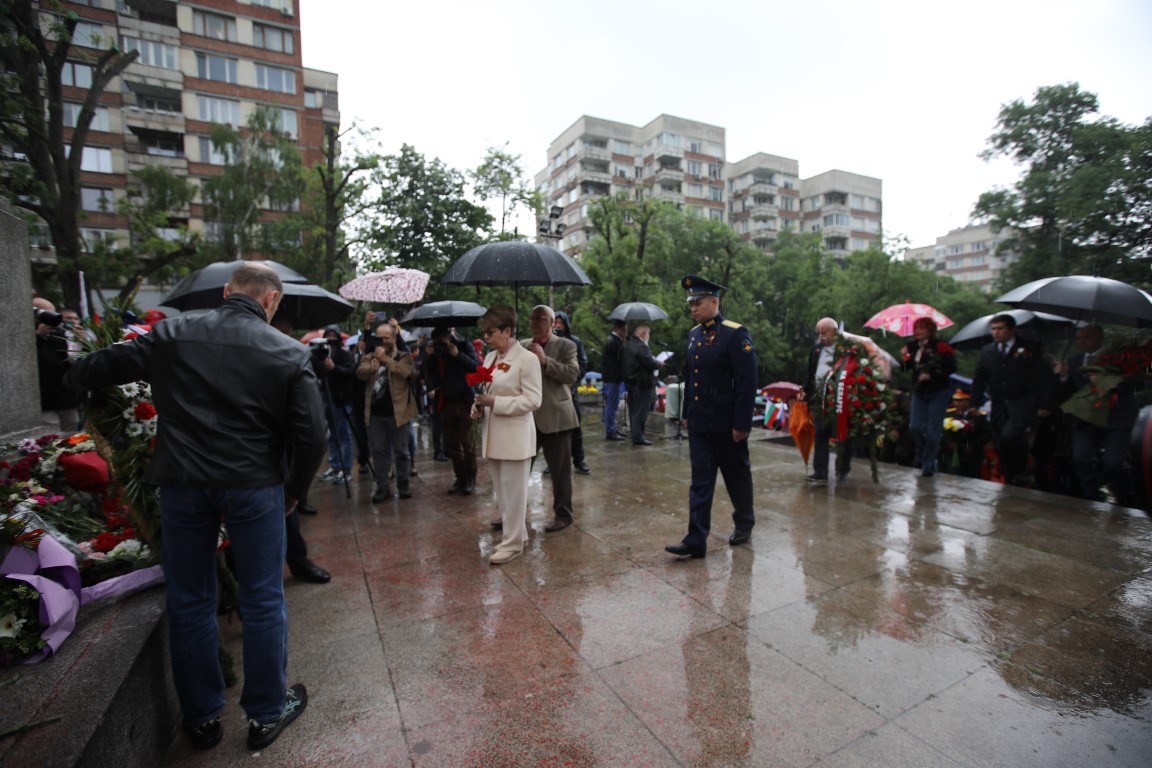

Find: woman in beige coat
471;305;542;564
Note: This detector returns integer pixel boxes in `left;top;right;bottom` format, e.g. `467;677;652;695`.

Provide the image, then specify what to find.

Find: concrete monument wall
0;197;44;444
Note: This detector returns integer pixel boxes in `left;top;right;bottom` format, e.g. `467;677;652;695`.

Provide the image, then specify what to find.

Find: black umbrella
440;241;592;288
161;259;310;311
948;309;1080;351
996;275;1152;327
273;283;354;329
399;300;487;328
607;301;670;322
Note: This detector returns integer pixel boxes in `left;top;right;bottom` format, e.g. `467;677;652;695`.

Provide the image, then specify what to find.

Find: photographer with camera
312;325;357;484
34;297;82;433
423;327;480;494
358;323;417;502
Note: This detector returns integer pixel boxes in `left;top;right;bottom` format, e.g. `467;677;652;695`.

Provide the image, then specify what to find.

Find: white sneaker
318;468;339;481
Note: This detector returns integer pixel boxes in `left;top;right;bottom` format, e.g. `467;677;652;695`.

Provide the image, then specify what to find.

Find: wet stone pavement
163;421;1152;767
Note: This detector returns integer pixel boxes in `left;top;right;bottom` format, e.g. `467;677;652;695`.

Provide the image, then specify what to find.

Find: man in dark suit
796;317;848;484
623;325;663;446
1054;324;1138;504
665;276;758;559
969;313;1057;486
601;320;628;440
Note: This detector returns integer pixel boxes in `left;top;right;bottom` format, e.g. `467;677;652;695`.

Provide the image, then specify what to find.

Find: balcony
748;181;777;198
749;203;778;220
580;167;612;185
580;144;610;162
652;164;683;184
655;145;683;162
123;105;186;134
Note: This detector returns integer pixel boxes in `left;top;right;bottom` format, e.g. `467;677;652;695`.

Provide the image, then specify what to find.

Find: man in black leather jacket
66;264;325;752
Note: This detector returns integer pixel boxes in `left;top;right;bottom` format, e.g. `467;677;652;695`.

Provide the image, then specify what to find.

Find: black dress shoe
462;478;476;495
574;461;591;475
289;560;331;584
398;490;413;500
448;480;465;495
297;503;318;516
633;438;654;446
433;453;449;462
728;529;752;546
371;490;393;502
542;466;551;475
544;518;572;532
664;543;705;559
489;519;503;530
606;433;626;441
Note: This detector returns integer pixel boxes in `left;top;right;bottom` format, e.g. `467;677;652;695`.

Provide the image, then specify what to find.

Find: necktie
999;343;1008;358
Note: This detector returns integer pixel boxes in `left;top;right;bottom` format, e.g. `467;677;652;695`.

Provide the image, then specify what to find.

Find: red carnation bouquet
466;365;495;393
822;338;896;481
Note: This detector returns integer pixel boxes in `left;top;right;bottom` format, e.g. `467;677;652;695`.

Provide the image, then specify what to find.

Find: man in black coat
601;320;628;440
422;326;480;494
969;313;1057;486
623;325;663;446
553;311;591;474
797;317;849;483
65;263;325;751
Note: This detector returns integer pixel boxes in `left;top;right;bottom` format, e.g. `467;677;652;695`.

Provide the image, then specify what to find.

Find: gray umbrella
607;302;671;322
440;241;592;288
996;275;1152;327
948;308;1079;351
160;259;310;311
399;300;487;328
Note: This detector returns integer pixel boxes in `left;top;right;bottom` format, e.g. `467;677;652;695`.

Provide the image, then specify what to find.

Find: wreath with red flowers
822;339;896;481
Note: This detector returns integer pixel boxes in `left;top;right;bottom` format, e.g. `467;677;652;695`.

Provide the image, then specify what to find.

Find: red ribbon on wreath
835;352;860;442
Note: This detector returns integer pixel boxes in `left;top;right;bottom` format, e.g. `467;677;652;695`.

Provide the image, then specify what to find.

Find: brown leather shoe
544;518;572;532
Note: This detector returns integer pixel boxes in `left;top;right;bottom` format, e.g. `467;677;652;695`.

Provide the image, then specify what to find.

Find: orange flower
67;433;90;445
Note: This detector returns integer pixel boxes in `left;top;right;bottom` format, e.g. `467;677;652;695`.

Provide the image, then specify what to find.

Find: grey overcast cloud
298;0;1152;250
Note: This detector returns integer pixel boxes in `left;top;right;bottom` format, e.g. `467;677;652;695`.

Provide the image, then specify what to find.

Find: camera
34;307;63;327
308;337;330;360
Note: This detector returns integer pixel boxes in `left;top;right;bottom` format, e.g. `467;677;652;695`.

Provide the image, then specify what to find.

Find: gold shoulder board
722;320;743;329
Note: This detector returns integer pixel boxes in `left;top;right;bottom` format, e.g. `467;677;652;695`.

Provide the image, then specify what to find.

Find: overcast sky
297;0;1152;250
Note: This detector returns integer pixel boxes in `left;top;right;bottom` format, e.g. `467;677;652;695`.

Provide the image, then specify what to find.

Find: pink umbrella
338;268;430;305
864;302;953;337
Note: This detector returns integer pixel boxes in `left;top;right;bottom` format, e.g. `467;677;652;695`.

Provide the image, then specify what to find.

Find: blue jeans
160;485;288;726
602;381;624;436
325;400;353;471
909;387;951;472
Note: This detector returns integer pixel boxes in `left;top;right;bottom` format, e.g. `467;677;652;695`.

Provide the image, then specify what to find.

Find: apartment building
904;222;1018;293
536;114;881;257
24;0;338;266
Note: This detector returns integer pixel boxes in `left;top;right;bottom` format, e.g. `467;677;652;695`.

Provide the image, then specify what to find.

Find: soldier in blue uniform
665;276;759;559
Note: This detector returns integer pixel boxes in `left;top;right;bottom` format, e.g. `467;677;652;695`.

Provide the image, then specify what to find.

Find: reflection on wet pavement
165;425;1152;766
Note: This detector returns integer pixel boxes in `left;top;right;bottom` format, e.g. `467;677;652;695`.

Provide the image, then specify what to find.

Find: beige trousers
488;458;531;556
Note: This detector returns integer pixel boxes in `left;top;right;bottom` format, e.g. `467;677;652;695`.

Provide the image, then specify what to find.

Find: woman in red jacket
902;317;957;476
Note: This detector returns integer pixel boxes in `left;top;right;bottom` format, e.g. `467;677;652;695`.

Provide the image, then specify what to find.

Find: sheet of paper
656;351;673;363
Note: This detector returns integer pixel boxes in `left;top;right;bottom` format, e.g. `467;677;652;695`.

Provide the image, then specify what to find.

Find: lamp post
537;205;567;305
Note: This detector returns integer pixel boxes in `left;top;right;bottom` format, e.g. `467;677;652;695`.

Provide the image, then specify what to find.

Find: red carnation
93;531;127;553
864;402;875;410
9;455;39;482
466;366;494;387
851;399;863;408
938;342;954;355
134;402;158;421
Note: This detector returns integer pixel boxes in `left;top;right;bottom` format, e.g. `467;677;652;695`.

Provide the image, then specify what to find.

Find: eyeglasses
482;328;499;337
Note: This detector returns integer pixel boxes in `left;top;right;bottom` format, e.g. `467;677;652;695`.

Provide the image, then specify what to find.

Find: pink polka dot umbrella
863;302;953;337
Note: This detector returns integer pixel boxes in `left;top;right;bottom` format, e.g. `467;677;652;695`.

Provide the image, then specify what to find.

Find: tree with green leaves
352;144;493;278
199;105;305;262
974;83;1152;288
471;143;542;238
0;0;138;307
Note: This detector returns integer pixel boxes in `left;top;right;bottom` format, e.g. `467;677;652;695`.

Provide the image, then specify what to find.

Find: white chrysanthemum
137;382;152;399
0;613;26;639
108;539;148;559
123;407;137;421
142;421;158;438
860;358;870;366
877;383;887;391
126;422;144;437
118;383;140;398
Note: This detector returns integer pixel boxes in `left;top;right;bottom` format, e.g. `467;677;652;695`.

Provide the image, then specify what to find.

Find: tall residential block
536;114;882;258
904;222;1018;293
17;0;338;274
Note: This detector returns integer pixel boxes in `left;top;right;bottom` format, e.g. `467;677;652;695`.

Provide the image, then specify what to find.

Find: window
946;244;964;255
686;183;703;198
80;187;113;212
708;164;721;180
686;160;701;176
198;136;227;165
613;140;630;155
192;11;237;42
303;90;319;108
705;142;723;158
660;133;680;148
121;37;177;69
781;174;796;189
709;208;723;221
970;240;987;251
61;61;93;88
196;54;238;84
80;228;116;252
63;103;109;131
253;23;294;54
823;213;850;227
255;65;295;93
781;196;795;211
688;140;701;153
139;93;181;113
80;147;112;173
71;22;104;48
947;259;964;270
271;108;297;138
196;95;240;125
613;165;629;178
806;197;821;212
851;194;866;209
970;254;986;266
851;238;872;251
709;186;723;202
